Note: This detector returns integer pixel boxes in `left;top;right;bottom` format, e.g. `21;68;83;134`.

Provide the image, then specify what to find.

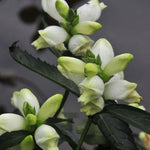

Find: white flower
0;113;26;132
57;56;85;85
38;26;69;46
41;0;69;23
35;124;60;150
77;0;102;22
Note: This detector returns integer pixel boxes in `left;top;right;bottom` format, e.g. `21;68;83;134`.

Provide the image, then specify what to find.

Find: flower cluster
32;0;106;52
57;38;142;115
0;89;62;150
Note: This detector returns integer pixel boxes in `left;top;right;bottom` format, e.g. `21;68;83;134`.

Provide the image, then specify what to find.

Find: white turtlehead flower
57;56;85;85
0;113;26;133
104;80;137;101
68;35;94;56
11;89;40;116
38;26;69;46
35;124;60;150
77;0;102;22
78;76;105;115
41;0;69;23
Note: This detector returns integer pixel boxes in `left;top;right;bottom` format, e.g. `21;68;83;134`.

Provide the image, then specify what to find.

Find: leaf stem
54;90;69;118
76;117;92;150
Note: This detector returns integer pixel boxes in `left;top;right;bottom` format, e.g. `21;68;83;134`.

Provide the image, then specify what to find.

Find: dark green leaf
0;131;29;150
93;113;138;150
104;104;150;134
67;9;76;22
50;124;80;150
48;47;61;58
9;43;80;96
134;135;146;150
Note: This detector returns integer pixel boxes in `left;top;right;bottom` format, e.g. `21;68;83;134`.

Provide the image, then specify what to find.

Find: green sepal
23;102;36;117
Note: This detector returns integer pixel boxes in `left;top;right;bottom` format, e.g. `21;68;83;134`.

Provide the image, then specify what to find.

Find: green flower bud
68;35;94;56
26;114;37;126
20;135;34;150
0;113;27;133
57;57;85;84
37;94;63;123
71;21;102;35
103;53;133;77
35;124;60;150
84;63;100;77
55;0;69;19
32;36;50;50
11;88;40;116
104;80;137;101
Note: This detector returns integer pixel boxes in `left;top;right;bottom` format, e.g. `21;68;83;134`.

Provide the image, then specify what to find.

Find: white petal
104;80;137;100
39;26;69;46
41;0;68;22
35;124;59;150
79;76;104;95
92;38;114;69
0;113;26;132
106;72;124;84
11;89;40;116
77;0;101;22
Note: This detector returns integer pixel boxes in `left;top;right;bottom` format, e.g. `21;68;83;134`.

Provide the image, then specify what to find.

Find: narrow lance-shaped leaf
9;43;80;96
93;113;138;150
104;104;150;134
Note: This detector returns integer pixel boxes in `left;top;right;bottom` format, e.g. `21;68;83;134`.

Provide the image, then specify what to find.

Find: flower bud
104;80;137;101
11;88;40;116
68;35;94;56
79;76;104;105
39;26;69;46
20;135;34;150
92;38;114;69
80;96;104;116
32;36;49;50
35;124;59;150
84;63;100;77
103;53;133;77
41;0;69;22
77;0;101;22
37;94;63;123
0;113;26;133
55;0;69;19
129;103;145;111
57;57;85;84
77;122;107;145
71;21;102;35
26;114;37;126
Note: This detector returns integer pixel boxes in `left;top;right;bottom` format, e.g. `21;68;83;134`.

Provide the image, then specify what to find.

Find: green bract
0;88;63;150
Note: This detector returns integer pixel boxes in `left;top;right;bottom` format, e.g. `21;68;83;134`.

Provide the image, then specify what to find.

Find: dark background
0;0;150;149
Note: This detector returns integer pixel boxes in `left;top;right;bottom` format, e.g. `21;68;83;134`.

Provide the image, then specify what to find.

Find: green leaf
0;131;29;150
23;102;36;116
9;43;80;96
93;113;138;150
104;104;150;134
50;124;80;150
134;135;146;150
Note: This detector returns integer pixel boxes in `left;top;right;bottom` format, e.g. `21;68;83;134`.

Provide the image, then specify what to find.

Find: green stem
54;90;69;118
76;117;92;150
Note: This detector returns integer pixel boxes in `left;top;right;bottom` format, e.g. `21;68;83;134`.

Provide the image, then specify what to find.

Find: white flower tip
100;2;107;10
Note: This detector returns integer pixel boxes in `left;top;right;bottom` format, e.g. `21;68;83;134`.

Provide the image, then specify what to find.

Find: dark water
0;0;150;149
